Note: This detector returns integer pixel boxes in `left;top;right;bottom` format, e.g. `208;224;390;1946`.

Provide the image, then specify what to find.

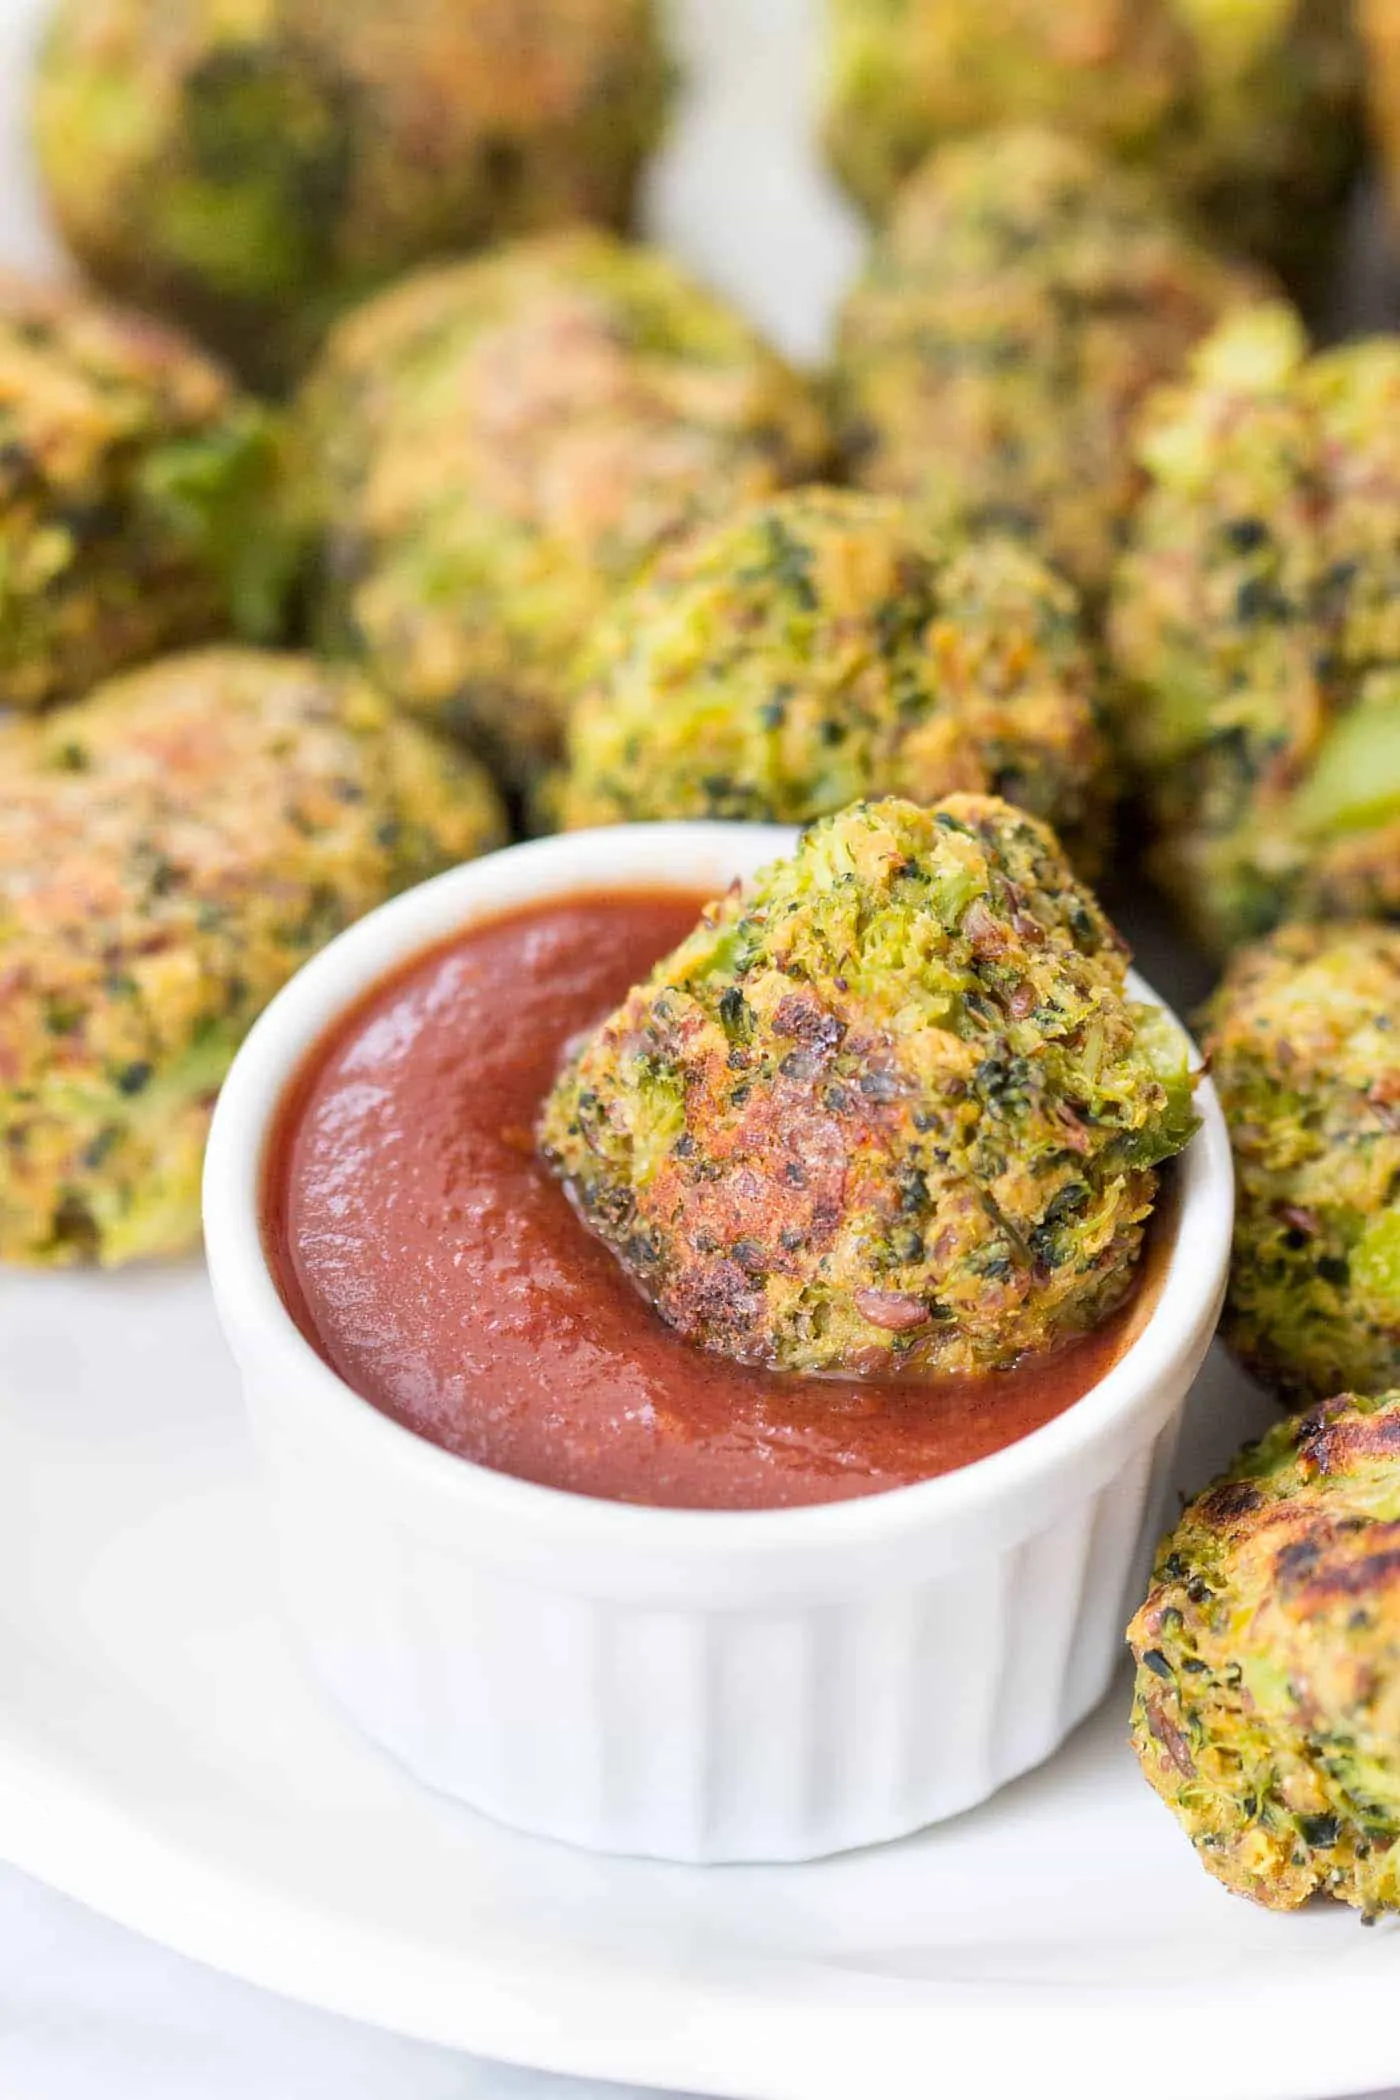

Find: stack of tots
1105;277;1400;1900
7;0;1400;1919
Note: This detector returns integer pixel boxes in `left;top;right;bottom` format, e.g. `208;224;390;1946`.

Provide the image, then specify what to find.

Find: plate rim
3;1688;1400;2100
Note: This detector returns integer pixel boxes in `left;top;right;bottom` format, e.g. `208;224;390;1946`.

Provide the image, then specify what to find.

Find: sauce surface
266;892;1166;1511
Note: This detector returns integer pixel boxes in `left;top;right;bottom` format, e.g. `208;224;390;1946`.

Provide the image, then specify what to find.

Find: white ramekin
204;823;1233;1864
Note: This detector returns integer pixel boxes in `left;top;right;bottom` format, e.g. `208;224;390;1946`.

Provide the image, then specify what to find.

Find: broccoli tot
33;0;672;389
299;232;830;786
0;272;294;711
557;487;1111;869
1202;921;1400;1407
539;795;1197;1379
1110;304;1400;954
823;0;1361;302
831;128;1265;601
0;648;506;1267
1130;1389;1400;1916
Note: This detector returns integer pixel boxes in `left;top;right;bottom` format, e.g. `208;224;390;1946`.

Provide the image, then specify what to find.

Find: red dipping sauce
264;893;1167;1512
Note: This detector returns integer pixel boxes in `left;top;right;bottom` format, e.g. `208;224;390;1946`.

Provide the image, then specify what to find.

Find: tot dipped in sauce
272;798;1196;1508
540;796;1197;1383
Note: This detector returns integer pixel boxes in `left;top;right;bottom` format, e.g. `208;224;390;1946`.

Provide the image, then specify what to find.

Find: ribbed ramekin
203;823;1233;1864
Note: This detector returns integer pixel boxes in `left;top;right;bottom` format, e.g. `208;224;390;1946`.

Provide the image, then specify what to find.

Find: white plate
5;0;1400;2093
5;1259;1400;2100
